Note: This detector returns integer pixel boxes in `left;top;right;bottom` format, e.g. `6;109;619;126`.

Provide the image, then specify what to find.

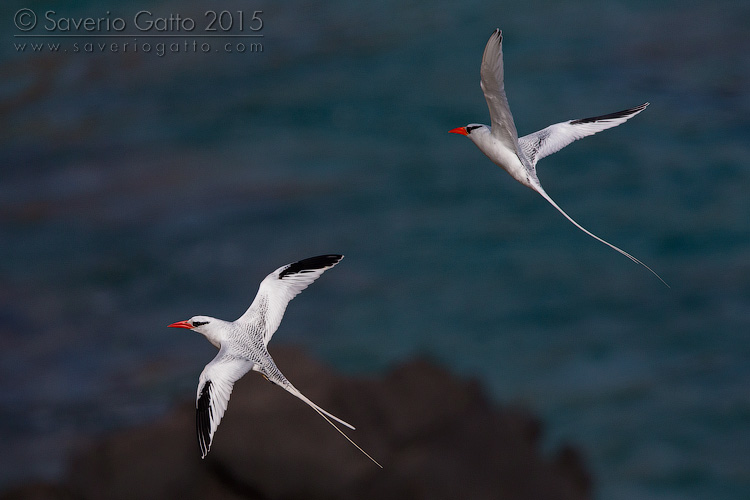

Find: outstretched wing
519;103;649;168
236;254;343;346
196;350;255;458
480;28;520;151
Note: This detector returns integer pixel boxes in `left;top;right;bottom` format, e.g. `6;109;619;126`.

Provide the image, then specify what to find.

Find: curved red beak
168;320;193;329
449;126;468;136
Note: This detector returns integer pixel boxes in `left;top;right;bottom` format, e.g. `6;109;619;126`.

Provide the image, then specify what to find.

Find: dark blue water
2;0;749;498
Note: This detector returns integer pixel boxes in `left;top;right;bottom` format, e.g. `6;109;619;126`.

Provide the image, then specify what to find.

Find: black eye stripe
192;321;209;327
466;125;481;133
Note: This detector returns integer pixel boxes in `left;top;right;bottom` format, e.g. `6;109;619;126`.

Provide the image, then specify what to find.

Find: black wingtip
569;103;649;125
492;28;502;42
196;380;213;459
279;254;344;278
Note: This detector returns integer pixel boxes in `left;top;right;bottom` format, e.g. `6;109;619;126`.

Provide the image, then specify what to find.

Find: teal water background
1;0;749;498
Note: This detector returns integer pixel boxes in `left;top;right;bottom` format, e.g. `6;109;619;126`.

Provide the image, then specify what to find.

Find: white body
451;29;667;286
169;254;381;467
467;126;535;188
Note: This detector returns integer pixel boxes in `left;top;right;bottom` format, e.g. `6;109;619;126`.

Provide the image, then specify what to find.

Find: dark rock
0;483;78;500
2;347;591;500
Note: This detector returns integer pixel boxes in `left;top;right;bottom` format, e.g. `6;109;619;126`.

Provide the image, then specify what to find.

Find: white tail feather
290;386;356;430
287;385;383;468
308;404;383;468
533;185;669;287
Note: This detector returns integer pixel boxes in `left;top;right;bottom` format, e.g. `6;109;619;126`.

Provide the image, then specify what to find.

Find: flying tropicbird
168;254;382;467
450;29;667;286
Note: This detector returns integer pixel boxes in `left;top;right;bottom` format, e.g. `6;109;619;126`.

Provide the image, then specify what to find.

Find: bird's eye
466;125;481;133
192;321;209;327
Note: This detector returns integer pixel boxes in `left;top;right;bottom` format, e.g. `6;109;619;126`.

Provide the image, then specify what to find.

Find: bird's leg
260;373;278;386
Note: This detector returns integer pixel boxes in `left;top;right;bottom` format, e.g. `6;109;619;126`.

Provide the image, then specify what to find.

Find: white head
168;315;222;347
449;123;490;146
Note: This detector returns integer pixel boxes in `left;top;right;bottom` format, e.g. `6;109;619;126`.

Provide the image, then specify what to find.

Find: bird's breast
478;140;531;188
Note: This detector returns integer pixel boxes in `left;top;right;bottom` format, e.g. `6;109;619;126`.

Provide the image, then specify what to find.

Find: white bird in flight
450;29;667;287
168;254;382;467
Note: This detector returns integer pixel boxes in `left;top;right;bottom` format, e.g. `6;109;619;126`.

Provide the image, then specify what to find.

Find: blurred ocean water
1;0;749;498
